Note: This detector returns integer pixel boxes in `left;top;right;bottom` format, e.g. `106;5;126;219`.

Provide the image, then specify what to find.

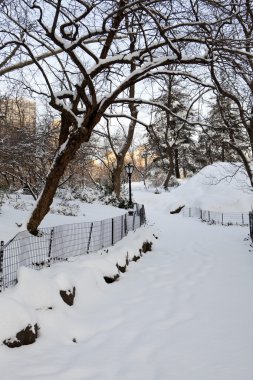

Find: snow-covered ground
0;195;127;242
0;162;253;380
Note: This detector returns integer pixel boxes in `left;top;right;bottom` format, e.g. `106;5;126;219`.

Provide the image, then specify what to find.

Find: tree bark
109;16;137;198
27;136;83;234
26;109;98;235
112;160;124;198
229;143;253;188
163;148;174;189
174;148;180;178
110;113;137;197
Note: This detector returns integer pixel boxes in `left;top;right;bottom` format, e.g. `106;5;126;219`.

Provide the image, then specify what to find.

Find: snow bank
0;297;37;342
1;177;253;377
12;267;60;310
167;162;253;212
0;224;155;347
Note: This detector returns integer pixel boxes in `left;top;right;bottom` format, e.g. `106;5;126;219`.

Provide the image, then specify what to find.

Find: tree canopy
0;0;252;233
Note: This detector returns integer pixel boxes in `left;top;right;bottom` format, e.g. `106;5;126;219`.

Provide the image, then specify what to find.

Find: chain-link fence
0;204;146;292
182;207;249;226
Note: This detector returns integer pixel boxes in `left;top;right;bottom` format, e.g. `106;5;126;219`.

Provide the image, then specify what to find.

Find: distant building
0;98;36;130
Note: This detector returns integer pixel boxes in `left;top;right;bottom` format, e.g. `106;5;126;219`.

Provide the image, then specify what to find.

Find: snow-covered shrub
56;188;75;201
68;182;131;208
50;200;80;216
7;193;33;211
101;192;129;209
58;184;130;209
73;187;99;203
57;186;100;204
168;175;180;187
148;168;165;189
12;201;33;211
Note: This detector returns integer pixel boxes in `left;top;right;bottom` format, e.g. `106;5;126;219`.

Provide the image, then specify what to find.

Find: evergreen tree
146;77;197;188
198;95;244;167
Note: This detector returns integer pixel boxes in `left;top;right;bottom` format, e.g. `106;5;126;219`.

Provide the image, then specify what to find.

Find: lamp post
125;163;134;209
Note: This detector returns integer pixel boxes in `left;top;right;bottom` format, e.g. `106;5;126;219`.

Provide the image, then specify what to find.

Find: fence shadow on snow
0;204;146;292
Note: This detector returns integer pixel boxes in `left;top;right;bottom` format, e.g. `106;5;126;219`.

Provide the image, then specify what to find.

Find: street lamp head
125;163;134;175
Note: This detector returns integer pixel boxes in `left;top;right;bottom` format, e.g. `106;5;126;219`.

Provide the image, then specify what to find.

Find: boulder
59;287;76;306
104;274;120;284
3;323;39;348
142;241;153;253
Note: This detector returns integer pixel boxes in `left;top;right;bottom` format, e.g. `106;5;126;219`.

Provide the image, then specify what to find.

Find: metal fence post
121;215;124;239
133;212;136;230
48;228;54;265
242;213;244;225
112;218;114;245
222;213;223;225
0;241;4;292
200;209;202;220
124;213;127;235
142;205;146;225
87;222;93;254
208;211;210;222
100;220;103;249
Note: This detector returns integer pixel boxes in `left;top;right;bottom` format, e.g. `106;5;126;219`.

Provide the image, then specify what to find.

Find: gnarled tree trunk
163;147;174;190
27;112;97;234
27;136;82;234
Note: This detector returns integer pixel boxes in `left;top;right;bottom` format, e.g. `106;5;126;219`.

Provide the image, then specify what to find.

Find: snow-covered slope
166;162;253;212
0;186;252;380
0;197;126;242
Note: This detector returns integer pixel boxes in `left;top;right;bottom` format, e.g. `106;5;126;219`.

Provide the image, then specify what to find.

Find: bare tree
1;0;245;233
197;1;253;185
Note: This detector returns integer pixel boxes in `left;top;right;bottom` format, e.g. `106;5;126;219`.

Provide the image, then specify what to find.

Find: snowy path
1;191;253;379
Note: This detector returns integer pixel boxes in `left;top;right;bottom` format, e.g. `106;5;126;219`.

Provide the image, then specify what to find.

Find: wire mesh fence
182;207;249;226
0;204;146;292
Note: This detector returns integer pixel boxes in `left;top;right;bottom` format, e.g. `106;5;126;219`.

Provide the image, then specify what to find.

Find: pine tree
146;77;197;188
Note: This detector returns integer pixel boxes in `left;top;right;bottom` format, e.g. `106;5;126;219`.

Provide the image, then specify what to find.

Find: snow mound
168;162;253;212
0;297;37;342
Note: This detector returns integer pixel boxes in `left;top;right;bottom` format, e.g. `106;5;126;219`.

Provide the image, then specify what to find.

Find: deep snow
0;196;127;242
165;162;253;212
0;163;253;379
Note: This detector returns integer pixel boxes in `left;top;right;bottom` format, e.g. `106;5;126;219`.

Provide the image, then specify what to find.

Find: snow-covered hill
165;162;253;212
